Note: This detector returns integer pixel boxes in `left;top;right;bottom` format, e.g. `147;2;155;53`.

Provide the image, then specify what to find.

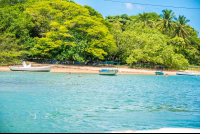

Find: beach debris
68;77;70;79
79;75;82;77
69;72;71;74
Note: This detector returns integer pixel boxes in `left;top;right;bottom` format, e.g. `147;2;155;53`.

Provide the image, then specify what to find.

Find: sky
73;0;200;37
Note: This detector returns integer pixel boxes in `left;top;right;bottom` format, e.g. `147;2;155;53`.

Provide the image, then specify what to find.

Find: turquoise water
0;71;200;133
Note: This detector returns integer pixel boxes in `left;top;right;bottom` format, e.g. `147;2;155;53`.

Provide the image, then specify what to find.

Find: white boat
176;71;200;76
9;59;54;72
176;66;200;76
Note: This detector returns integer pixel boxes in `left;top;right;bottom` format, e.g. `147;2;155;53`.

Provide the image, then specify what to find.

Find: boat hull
176;72;200;76
99;69;118;76
155;71;164;75
9;66;54;72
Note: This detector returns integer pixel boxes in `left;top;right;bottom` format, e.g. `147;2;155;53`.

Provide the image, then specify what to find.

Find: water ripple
0;72;200;133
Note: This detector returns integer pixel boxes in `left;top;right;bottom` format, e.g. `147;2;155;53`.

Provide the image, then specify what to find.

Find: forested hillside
0;0;199;69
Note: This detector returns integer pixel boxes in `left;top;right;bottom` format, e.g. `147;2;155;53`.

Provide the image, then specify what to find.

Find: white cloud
124;3;133;10
136;5;146;10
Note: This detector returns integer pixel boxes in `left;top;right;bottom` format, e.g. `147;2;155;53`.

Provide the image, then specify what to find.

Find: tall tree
26;0;115;61
108;21;132;61
159;9;175;35
138;12;152;27
105;14;131;30
174;15;191;43
0;34;24;65
123;22;189;68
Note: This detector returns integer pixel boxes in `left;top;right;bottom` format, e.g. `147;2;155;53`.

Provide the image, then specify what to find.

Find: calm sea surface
0;71;200;133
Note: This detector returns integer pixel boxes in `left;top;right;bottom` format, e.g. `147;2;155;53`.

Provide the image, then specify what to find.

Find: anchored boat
176;66;200;76
176;70;200;76
9;59;54;72
99;61;119;76
155;65;165;75
99;69;119;76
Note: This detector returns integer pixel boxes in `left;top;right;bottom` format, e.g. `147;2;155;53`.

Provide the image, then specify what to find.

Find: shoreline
0;63;180;75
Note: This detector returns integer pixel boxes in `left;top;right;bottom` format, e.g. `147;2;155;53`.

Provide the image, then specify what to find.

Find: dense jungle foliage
0;0;199;69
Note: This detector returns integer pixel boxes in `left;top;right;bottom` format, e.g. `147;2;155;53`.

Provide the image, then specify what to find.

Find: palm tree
138;12;152;27
148;12;162;28
159;9;176;35
174;15;191;38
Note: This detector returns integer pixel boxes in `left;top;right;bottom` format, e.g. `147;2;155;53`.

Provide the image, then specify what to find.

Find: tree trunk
113;41;120;61
112;51;118;61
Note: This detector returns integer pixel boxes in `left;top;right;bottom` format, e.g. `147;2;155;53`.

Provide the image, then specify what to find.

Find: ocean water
0;71;200;133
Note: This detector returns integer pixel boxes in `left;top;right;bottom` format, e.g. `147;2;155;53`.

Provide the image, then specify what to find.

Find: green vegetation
0;0;199;69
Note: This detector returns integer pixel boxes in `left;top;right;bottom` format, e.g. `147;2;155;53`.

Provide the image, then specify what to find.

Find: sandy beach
0;62;181;75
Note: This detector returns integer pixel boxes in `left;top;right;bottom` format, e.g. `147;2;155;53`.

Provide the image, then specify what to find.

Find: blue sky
73;0;200;37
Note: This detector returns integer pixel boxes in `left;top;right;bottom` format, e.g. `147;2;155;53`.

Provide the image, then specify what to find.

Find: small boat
155;71;164;75
176;66;200;76
9;59;54;72
155;65;165;75
176;71;200;76
99;61;119;76
99;69;119;76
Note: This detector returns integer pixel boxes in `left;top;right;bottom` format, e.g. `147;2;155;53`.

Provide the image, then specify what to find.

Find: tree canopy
0;0;199;68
